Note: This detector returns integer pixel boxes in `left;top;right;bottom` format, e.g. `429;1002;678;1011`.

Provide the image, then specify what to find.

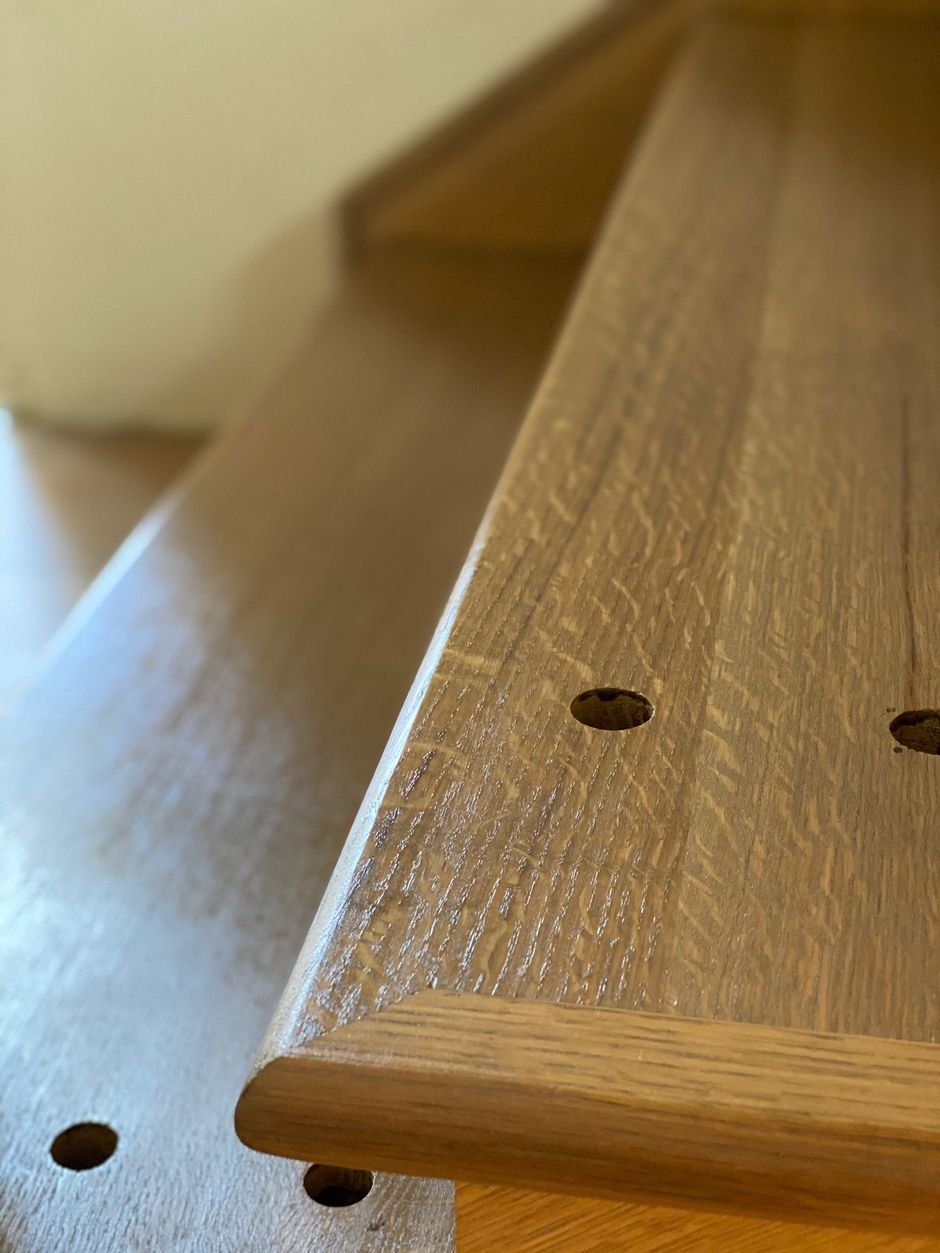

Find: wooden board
240;995;940;1234
455;1185;940;1252
237;17;940;1239
0;249;581;1251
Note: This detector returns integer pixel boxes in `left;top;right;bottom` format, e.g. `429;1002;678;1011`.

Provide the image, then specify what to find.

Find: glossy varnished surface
0;251;581;1251
241;17;940;1228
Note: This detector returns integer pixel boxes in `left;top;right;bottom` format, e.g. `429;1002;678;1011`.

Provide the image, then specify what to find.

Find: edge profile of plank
238;14;940;1238
237;992;940;1234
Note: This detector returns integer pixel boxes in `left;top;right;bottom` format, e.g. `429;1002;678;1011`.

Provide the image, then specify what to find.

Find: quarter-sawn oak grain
239;17;940;1237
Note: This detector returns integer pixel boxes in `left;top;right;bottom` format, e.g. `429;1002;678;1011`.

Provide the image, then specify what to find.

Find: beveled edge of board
235;990;940;1236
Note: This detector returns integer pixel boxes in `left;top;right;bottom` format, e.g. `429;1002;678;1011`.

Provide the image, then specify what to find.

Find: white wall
0;0;600;432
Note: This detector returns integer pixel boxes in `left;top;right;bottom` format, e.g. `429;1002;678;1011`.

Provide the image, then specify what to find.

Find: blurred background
0;0;613;708
0;0;601;433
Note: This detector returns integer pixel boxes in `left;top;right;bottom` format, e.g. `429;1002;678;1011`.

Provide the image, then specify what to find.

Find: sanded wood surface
0;250;581;1251
239;16;940;1235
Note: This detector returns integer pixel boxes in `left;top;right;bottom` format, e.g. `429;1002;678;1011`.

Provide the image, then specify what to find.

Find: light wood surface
0;415;198;710
239;16;940;1237
0;249;581;1251
455;1185;940;1252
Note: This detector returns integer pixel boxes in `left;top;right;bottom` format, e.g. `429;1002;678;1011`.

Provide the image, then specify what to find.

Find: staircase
4;4;938;1251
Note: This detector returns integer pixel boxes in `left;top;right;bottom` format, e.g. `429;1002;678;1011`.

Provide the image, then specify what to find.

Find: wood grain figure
238;16;940;1240
455;1185;940;1252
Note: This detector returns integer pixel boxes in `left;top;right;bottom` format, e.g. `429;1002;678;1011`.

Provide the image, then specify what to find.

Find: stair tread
0;250;580;1251
238;18;940;1238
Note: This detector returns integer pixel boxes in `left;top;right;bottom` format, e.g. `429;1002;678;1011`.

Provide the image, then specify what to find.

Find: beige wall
0;0;600;432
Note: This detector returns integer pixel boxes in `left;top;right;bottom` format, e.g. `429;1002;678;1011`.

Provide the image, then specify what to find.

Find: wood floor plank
455;1184;940;1252
0;250;581;1251
238;17;940;1236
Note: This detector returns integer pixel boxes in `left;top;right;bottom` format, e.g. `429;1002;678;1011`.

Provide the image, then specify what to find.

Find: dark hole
50;1123;118;1171
889;709;940;755
303;1164;374;1207
570;688;654;731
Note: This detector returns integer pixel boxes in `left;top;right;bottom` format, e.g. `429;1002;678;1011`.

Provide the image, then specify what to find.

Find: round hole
303;1164;374;1207
50;1123;118;1171
889;709;940;755
570;688;654;731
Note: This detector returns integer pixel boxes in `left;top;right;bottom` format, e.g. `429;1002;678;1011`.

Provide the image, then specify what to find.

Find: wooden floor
0;412;199;710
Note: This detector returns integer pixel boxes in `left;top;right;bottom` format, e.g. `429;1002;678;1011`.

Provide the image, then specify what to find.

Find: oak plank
0;250;580;1252
239;16;940;1234
455;1185;940;1252
238;993;940;1235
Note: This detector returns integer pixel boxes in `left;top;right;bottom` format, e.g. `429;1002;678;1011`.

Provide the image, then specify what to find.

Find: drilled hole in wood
890;710;940;755
570;688;653;731
50;1123;118;1171
303;1164;374;1207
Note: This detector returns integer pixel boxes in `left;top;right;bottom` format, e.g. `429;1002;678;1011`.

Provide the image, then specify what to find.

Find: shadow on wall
0;0;602;434
148;207;342;433
5;206;341;437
